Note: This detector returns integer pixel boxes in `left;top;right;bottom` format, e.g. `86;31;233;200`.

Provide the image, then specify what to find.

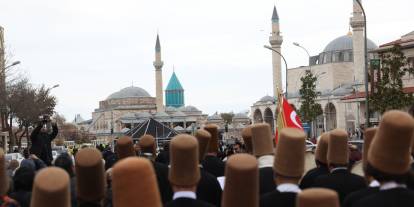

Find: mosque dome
259;95;276;103
181;105;200;112
323;35;377;52
107;86;151;100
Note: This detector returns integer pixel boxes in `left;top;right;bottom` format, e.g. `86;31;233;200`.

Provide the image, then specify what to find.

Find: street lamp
354;0;370;128
293;42;311;66
264;45;289;98
4;61;21;70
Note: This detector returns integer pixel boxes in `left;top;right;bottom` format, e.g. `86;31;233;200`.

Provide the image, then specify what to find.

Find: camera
39;114;51;123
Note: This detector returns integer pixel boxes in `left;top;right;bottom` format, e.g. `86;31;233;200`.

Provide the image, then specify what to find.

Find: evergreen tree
370;45;414;114
299;70;323;134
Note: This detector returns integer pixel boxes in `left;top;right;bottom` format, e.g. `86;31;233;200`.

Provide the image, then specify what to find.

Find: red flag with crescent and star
275;91;303;144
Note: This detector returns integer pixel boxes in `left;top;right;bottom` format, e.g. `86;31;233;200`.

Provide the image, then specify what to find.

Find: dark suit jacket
299;165;329;189
30;124;58;165
259;167;276;196
197;169;222;207
152;161;173;204
313;168;367;203
354;188;414;207
164;198;215;207
260;190;297;207
201;155;225;177
343;187;379;207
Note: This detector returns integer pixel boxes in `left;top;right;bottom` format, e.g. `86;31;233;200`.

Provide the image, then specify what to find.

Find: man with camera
30;115;59;166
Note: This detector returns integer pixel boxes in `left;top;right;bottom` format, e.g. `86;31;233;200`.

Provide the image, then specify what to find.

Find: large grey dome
323;35;377;52
107;86;151;100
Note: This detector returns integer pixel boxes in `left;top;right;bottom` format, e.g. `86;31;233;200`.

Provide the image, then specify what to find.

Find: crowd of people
0;110;414;207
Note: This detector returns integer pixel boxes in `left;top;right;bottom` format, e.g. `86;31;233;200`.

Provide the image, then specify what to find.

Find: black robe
342;187;379;207
152;161;173;204
354;188;414;207
313;168;367;203
259;167;276;196
260;190;297;207
197;168;222;207
299;165;329;189
201;155;225;177
164;198;215;207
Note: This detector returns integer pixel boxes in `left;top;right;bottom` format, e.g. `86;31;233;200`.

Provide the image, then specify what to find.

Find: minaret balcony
269;36;283;46
153;61;164;69
350;16;365;29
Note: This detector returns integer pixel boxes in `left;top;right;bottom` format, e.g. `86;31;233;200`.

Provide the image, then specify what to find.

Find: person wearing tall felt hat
296;188;340;207
241;125;253;154
0;148;19;206
31;167;71;207
201;124;225;177
165;134;214;207
115;135;135;160
300;132;330;189
408;133;414;190
112;157;162;207
222;154;259;207
260;128;306;207
313;129;366;203
354;110;414;207
251;123;276;195
195;129;222;207
343;128;379;207
138;134;173;204
75;148;106;207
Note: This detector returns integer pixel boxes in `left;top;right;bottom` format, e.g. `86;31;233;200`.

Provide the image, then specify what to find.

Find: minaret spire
153;34;164;112
269;5;283;98
350;0;365;85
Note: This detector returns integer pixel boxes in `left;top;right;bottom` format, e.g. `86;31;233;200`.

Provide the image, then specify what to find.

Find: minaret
153;34;164;112
350;0;365;85
269;5;283;98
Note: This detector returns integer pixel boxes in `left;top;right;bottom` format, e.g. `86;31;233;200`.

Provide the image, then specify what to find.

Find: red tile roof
380;39;414;48
341;87;414;100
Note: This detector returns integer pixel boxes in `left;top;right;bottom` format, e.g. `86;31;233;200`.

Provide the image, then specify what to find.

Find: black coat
354;188;414;207
313;168;367;203
197;168;222;207
30;124;58;165
201;155;225;177
299;165;329;189
9;191;31;207
164;198;215;207
260;190;297;207
155;150;170;165
343;187;379;207
259;167;276;196
152;161;173;204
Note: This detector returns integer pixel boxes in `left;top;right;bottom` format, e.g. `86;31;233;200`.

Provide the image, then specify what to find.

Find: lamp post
354;0;369;128
264;45;289;98
1;61;21;149
293;42;311;68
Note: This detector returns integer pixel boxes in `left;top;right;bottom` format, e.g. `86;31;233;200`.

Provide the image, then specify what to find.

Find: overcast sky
1;0;412;121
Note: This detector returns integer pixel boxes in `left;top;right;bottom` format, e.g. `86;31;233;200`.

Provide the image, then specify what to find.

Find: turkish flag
275;96;303;144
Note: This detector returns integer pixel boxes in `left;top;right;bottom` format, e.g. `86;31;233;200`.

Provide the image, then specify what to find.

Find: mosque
251;1;414;136
85;35;208;140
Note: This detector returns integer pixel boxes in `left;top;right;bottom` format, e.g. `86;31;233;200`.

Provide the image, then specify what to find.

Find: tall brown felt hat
139;135;156;156
368;110;414;175
242;125;253;153
251;123;274;157
169;134;200;186
112;157;161;207
362;128;377;169
222;154;259;207
204;124;219;153
315;132;329;164
327;129;349;165
296;188;339;207
195;129;211;162
274;128;306;178
31;167;70;207
0;148;8;196
75;148;106;203
116;136;135;159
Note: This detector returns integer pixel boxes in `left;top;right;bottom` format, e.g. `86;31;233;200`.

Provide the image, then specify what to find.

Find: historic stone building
251;1;414;137
85;35;208;141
